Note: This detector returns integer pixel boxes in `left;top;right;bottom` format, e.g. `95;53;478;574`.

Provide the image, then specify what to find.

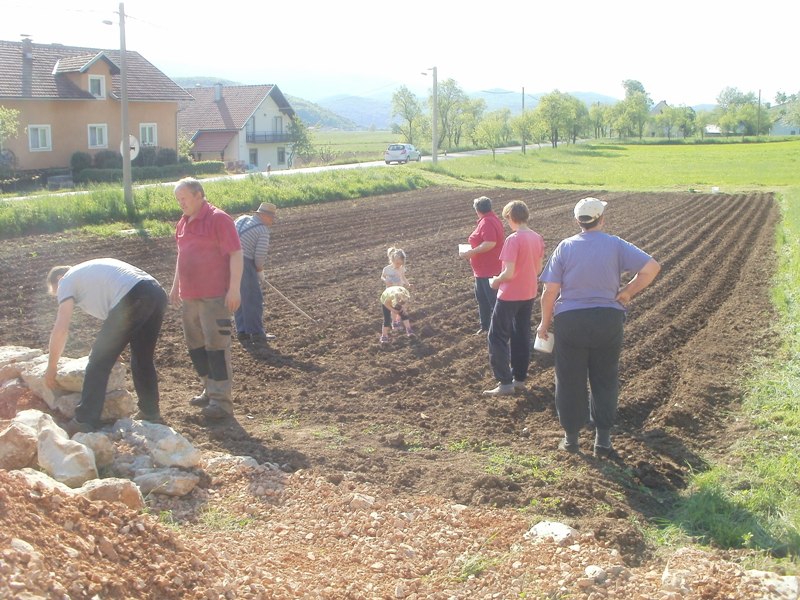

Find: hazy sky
2;0;794;106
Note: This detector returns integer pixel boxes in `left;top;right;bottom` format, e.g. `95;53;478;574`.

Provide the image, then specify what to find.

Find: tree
455;98;486;148
565;96;590;144
0;106;19;151
716;87;773;135
774;91;800;129
432;78;468;151
622;79;647;98
288;116;314;166
589;103;612;138
653;105;681;139
390;86;424;146
474;110;511;159
534;90;576;148
694;110;715;139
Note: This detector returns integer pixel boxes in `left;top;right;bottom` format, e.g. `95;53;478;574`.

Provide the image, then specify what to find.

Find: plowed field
0;186;778;563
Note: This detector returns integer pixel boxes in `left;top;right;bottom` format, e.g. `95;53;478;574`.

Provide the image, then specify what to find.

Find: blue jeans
553;308;625;434
76;280;167;425
487;298;533;385
474;277;497;331
234;258;265;336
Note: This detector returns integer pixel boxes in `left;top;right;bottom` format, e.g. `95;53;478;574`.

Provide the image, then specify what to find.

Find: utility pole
521;86;526;154
119;2;133;216
431;67;438;165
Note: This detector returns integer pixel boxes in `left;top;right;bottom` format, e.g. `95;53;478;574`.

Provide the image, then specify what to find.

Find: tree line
389;79;800;154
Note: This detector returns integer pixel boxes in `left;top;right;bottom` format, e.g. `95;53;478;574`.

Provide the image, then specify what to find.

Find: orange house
0;38;192;171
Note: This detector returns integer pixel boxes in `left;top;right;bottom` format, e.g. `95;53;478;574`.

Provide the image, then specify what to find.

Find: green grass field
428;139;800;192
310;129;397;162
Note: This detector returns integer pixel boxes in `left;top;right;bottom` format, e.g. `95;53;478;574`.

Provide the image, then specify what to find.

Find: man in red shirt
460;196;505;335
170;177;243;420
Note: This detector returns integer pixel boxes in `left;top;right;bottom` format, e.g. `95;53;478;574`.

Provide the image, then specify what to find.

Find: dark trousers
234;257;265;336
553;308;625;434
488;298;533;385
474;277;498;331
76;280;167;425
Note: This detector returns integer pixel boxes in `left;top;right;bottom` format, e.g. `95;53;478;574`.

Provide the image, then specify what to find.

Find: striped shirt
234;214;271;269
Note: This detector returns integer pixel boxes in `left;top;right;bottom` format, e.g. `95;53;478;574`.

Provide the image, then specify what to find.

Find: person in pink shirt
460;196;505;335
483;200;545;396
170;177;243;420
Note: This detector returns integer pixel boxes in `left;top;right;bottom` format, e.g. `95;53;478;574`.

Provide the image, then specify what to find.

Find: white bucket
458;243;471;256
711;186;720;194
534;333;554;353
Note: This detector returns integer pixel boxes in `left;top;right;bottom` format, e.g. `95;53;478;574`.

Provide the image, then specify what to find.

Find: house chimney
21;36;33;60
214;83;223;102
21;36;33;98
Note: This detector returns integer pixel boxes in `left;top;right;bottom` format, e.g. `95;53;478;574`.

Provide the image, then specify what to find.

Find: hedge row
73;161;225;183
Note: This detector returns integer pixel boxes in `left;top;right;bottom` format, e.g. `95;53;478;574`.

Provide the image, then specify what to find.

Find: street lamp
422;66;438;165
104;2;133;216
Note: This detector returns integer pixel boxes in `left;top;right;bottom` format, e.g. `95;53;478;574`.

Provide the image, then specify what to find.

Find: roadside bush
94;150;122;169
156;147;178;166
74;168;121;184
133;146;158;167
70;152;92;174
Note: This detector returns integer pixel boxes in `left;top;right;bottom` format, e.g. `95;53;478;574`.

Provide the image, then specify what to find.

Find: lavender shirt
540;230;652;315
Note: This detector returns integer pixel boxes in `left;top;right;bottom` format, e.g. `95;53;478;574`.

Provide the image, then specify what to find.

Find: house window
28;125;52;152
88;124;108;149
89;75;105;98
140;123;157;146
273;116;283;133
249;149;258;166
277;147;286;165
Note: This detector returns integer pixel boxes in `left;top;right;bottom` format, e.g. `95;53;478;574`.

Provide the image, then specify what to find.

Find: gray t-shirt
57;258;156;320
540;230;652;315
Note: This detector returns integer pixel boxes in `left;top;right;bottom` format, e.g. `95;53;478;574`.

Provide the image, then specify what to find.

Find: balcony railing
246;132;292;144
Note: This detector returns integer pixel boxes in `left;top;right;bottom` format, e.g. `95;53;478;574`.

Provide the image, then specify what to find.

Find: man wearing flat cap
234;202;278;347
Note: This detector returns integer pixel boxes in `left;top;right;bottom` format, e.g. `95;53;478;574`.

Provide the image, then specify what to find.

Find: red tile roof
191;130;238;152
178;84;295;137
0;39;192;102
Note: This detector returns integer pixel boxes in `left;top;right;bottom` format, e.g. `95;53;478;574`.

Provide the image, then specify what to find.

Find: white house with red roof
178;83;295;171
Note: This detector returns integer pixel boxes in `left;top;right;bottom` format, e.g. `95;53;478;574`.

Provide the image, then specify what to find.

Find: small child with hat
379;285;414;344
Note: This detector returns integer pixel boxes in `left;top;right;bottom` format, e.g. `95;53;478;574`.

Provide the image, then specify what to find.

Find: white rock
37;424;98;487
18;359;60;408
73;431;114;468
120;419;201;468
204;454;259;470
56;356;126;393
523;521;578;546
133;468;199;496
0;346;44;379
55;388;136;421
745;569;800;600
349;492;376;510
10;468;75;495
585;565;607;583
0;421;38;470
13;409;63;436
77;477;145;510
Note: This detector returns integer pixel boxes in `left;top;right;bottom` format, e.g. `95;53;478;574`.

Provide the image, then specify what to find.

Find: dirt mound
0;187;781;595
0;469;228;598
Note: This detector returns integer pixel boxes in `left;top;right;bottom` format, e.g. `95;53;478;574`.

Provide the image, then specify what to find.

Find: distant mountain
315;95;393;131
285;95;358;130
474;89;620;114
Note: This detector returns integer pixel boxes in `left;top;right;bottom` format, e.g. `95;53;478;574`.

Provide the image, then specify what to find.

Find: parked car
384;143;422;164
